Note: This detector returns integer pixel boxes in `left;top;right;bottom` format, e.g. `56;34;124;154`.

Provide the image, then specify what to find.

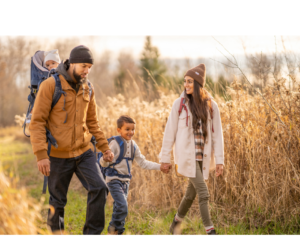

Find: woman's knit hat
184;64;206;87
44;49;61;65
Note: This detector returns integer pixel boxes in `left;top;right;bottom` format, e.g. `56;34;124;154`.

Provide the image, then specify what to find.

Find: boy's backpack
23;51;95;194
96;136;137;180
178;97;214;132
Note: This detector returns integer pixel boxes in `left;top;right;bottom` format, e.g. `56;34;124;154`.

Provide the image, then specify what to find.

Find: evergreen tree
140;36;167;97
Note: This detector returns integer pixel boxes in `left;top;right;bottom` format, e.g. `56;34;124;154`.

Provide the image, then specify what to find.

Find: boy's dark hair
117;115;136;128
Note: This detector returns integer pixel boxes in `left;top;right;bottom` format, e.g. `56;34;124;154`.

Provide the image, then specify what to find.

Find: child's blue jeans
107;179;129;234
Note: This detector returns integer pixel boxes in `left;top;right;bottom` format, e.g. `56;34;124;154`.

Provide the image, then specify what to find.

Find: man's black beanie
69;45;94;64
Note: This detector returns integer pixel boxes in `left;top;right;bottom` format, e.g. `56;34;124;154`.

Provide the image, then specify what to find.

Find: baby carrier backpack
96;136;137;180
23;50;96;194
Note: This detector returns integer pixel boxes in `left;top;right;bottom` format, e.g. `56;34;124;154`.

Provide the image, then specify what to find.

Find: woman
159;64;224;235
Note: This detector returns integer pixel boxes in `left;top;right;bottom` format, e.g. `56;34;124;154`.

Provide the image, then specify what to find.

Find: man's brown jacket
29;74;110;161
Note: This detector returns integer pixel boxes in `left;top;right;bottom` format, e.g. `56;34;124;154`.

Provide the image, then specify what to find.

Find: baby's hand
160;163;171;174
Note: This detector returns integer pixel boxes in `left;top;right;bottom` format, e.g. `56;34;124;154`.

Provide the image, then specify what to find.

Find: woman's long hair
184;80;211;138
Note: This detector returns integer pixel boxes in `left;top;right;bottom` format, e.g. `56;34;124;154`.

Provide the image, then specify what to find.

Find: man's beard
73;68;87;85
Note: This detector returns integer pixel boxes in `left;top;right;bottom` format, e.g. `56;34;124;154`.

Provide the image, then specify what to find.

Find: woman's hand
216;164;224;177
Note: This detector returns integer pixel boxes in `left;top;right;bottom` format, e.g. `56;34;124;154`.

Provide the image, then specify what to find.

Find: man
29;45;114;234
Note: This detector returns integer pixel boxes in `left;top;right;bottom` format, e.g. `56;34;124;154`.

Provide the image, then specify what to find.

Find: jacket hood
55;59;75;84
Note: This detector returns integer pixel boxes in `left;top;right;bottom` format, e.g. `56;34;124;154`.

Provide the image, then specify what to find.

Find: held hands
216;164;224;177
160;163;172;174
37;159;51;176
103;150;114;162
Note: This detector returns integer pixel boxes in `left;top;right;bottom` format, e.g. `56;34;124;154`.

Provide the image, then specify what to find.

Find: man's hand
37;159;51;176
103;150;114;162
160;163;171;174
216;164;224;177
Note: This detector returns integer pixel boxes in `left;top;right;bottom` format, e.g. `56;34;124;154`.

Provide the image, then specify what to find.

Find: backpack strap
50;71;68;124
23;88;36;137
91;135;97;157
112;136;126;165
107;136;135;178
179;97;214;132
87;81;93;100
117;141;137;178
207;99;214;133
178;98;189;126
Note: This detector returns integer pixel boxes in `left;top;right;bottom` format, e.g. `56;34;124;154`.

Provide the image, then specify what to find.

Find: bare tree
114;50;140;97
0;37;38;127
51;37;80;61
88;50;114;106
246;52;272;92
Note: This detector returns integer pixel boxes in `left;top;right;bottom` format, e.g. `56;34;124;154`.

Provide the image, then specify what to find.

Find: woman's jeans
107;179;130;234
47;149;108;235
177;161;213;227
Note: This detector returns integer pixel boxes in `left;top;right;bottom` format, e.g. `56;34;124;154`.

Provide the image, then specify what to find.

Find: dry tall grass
97;77;300;229
0;163;50;234
11;74;300;230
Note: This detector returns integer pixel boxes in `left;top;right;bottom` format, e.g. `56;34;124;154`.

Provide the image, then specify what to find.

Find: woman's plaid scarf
194;120;205;161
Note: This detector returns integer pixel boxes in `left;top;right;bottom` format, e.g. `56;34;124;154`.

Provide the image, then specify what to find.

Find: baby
44;49;61;71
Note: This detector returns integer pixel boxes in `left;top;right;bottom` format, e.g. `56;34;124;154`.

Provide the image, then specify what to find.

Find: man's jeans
47;149;108;234
107;179;129;234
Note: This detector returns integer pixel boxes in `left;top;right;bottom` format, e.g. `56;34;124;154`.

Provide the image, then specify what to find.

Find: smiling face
117;122;136;141
184;76;194;94
45;60;59;71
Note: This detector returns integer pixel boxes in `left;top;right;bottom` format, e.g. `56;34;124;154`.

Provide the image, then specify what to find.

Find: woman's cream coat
159;92;224;180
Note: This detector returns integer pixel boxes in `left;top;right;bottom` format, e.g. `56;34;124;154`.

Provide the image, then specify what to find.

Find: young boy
44;49;61;71
100;115;169;235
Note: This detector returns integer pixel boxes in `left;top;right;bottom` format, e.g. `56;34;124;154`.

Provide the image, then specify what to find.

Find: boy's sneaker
169;215;182;235
107;225;118;235
207;229;217;235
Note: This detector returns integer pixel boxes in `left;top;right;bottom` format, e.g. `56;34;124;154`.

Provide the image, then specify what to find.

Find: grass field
1;127;299;235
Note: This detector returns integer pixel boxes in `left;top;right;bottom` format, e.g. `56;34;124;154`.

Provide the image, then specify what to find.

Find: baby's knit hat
44;49;61;66
184;64;206;87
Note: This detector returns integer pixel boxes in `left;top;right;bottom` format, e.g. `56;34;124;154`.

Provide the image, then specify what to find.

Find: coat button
206;141;208;144
203;167;206;170
204;154;207;157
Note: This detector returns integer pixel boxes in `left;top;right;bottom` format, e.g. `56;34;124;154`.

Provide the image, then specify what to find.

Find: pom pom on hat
44;49;61;66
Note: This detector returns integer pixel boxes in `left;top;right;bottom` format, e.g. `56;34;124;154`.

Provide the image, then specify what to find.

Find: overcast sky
16;35;300;61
